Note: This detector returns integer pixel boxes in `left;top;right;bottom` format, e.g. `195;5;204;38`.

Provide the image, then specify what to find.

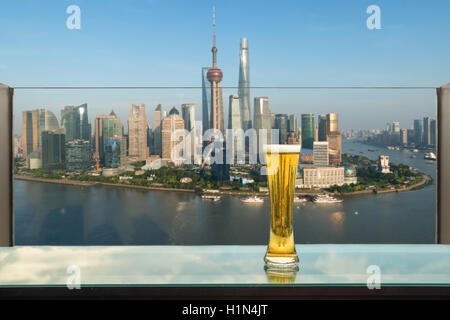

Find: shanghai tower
207;7;224;134
238;38;251;130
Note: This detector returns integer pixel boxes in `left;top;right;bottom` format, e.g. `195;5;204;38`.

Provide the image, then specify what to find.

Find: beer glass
263;144;301;269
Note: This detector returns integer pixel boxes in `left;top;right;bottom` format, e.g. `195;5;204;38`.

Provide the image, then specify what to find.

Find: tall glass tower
201;67;211;134
301;113;315;150
318;114;327;141
61;104;91;142
254;97;272;161
238;38;251;130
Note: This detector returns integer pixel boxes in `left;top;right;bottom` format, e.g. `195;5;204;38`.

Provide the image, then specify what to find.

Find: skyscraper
153;104;162;156
385;123;392;133
22;111;33;157
313;141;329;167
228;94;241;130
287;114;299;136
94;111;123;165
430;118;437;146
392;121;400;134
401;128;408;146
61;104;91;142
326;113;338;133
182;103;196;162
207;7;224;134
254;97;272;161
201;67;211;134
318;114;327;141
181;104;195;131
94;114;107;160
228;94;243;162
22;109;59;158
66;139;91;171
423;117;431;146
327;132;342;166
274;114;288;144
238;38;251;131
128;104;149;160
42;129;65;171
301;113;315;150
105;136;126;168
161;107;185;165
414;119;423;146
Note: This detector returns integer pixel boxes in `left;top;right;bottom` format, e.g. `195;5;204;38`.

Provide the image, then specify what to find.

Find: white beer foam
263;144;301;154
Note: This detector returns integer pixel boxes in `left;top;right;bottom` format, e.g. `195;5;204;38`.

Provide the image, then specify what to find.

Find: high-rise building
301;113;315;150
238;38;251;131
318;114;327;141
287;132;299;145
401;128;408;146
94;111;123;165
181;104;195;131
66;139;91;171
201;67;211;134
287;114;298;137
385;123;392;133
430;118;437;146
153;104;162;156
414;119;423;146
94;114;107;161
102;111;123;162
128;104;149;160
228;94;241;130
392;121;400;134
161;107;185;165
41;129;65;171
313;141;329;167
22;109;59;158
254;97;272;161
423;117;432;146
327;113;338;134
227;94;243;162
274;114;288;144
22;111;33;158
207;8;224;134
61;104;91;142
327;131;342;166
182;104;196;162
105;136;126;168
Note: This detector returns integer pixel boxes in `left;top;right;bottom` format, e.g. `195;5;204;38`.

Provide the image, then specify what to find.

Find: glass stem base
264;252;299;270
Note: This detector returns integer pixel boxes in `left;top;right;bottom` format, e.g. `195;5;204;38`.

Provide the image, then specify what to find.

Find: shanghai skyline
2;0;447;134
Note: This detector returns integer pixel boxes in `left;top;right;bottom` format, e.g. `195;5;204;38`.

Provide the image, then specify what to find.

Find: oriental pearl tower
207;7;224;134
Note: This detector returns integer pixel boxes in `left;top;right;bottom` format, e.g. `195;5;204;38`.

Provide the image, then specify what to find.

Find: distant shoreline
14;173;432;198
13;175;195;193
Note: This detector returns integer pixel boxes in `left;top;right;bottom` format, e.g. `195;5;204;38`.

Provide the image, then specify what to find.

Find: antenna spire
213;6;216;48
212;6;217;67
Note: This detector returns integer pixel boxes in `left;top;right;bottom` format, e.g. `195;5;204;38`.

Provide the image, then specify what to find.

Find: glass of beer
263;144;301;270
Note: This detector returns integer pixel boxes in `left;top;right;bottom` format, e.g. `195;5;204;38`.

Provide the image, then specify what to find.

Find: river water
14;140;437;245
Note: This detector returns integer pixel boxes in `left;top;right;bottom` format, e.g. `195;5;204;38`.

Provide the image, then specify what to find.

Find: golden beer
263;144;301;269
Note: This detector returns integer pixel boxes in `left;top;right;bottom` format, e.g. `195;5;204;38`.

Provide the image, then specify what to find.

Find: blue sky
1;0;449;133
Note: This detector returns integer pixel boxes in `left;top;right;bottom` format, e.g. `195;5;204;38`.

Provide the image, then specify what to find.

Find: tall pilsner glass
263;144;301;269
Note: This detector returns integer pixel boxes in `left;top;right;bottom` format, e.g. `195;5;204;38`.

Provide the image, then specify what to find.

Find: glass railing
0;245;449;287
13;88;437;246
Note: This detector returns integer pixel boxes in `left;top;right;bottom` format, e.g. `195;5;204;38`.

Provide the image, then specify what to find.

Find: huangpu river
14;140;437;245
